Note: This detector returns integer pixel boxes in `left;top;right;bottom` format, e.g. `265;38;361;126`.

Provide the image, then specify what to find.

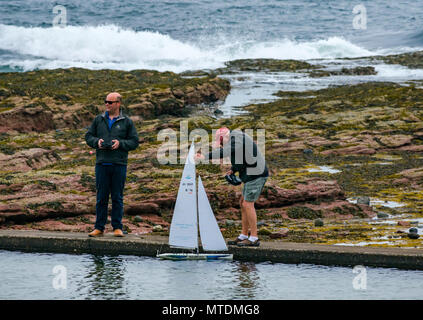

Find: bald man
85;92;139;237
195;127;269;247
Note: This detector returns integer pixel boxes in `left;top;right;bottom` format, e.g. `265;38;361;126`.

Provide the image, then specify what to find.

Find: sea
1;0;423;73
2;0;423;116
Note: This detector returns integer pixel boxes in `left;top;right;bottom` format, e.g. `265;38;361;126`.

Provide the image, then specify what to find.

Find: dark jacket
85;110;139;165
206;130;269;183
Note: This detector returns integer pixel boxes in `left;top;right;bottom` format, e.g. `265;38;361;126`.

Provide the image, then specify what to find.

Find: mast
196;167;199;255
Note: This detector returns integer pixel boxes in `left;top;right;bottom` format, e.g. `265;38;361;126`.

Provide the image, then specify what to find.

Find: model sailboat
157;142;233;261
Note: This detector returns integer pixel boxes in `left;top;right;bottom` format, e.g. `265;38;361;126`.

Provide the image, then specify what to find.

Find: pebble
408;233;420;240
133;215;143;222
377;212;389;218
409;227;418;234
303;149;313;155
357;196;370;205
225;219;235;226
314;218;324;227
153;225;163;232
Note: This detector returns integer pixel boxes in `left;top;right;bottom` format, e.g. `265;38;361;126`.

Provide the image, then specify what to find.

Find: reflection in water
1;250;423;299
82;255;127;299
233;262;260;299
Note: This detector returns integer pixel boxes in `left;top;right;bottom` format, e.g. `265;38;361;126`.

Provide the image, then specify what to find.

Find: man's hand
226;169;233;176
194;153;205;162
111;139;120;150
98;139;104;149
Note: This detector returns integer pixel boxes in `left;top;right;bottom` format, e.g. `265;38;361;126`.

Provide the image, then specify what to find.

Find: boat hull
157;253;233;261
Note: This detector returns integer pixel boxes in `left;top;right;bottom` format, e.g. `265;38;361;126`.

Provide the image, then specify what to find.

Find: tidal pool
1;250;422;300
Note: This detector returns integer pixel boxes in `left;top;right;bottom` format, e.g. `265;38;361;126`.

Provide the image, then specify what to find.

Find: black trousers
94;164;127;231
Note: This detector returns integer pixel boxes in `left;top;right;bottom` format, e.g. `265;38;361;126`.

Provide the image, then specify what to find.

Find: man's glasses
104;100;119;105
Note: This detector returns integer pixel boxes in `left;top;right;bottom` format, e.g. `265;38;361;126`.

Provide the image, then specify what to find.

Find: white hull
157;253;233;261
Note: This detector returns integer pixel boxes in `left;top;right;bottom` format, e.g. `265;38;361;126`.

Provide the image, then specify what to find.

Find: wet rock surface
1;57;423;248
0;68;230;133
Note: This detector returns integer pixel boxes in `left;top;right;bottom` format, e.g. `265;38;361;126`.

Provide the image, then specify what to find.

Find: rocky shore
1;52;423;248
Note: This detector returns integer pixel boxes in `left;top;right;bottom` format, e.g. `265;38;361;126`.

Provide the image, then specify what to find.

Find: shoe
237;238;260;247
227;236;246;245
113;229;124;237
88;229;103;237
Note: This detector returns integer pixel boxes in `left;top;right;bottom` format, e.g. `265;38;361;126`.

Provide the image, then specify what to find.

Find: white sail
169;142;198;249
198;176;228;251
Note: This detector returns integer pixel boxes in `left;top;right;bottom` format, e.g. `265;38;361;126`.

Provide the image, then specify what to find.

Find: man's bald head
105;92;122;116
106;92;122;102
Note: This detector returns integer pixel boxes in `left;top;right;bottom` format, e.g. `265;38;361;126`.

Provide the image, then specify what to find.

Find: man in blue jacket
85;92;139;237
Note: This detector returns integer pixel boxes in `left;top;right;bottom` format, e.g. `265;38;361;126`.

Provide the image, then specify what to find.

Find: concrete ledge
0;230;422;270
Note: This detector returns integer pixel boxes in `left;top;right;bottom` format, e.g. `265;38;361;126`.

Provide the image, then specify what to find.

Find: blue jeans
94;164;127;231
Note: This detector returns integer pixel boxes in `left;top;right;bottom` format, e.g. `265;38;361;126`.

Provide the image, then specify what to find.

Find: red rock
306;137;334;147
0;106;55;133
255;179;345;209
270;228;289;239
397;145;423;152
321;145;376;156
125;202;161;215
392;178;410;185
0;148;60;172
398;221;411;227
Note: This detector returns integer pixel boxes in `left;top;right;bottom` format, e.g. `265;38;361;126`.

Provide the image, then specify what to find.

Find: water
1;0;423;72
3;1;423;116
1;250;423;300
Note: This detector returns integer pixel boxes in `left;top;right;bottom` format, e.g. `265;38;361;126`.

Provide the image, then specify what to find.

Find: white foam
306;165;341;174
347;197;406;208
334;241;397;246
0;24;381;72
375;64;423;79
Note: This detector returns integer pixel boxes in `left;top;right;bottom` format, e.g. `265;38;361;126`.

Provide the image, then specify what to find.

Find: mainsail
198;176;228;251
168;142;198;249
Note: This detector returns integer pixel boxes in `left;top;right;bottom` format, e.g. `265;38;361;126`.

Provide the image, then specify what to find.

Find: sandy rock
377;135;412;148
0;148;60;172
0;106;55;133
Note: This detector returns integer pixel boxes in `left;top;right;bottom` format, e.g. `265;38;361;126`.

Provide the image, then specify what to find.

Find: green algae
26;201;64;211
309;66;377;78
287;206;323;219
0;68;223;104
2;65;423;247
370;50;423;69
80;172;96;192
218;58;319;73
